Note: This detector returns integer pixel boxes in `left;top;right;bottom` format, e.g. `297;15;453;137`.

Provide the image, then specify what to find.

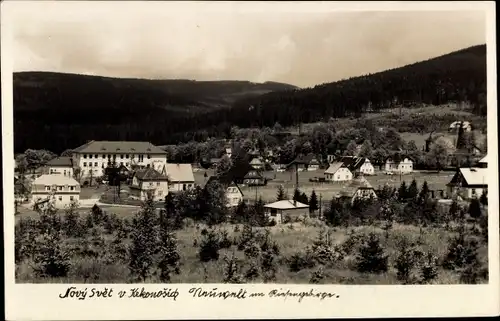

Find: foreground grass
16;220;488;284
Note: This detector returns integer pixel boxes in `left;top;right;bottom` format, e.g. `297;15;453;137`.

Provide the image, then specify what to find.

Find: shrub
198;229;221;262
355;233;388;274
32;232;71;278
244;261;261;281
222;254;245;284
420;252;439;284
442;231;481;271
309;266;326;284
288;249;317;272
394;237;423;284
261;249;278;283
218;229;232;249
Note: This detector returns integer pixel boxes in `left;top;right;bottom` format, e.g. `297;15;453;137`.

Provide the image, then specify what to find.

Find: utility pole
319;193;323;220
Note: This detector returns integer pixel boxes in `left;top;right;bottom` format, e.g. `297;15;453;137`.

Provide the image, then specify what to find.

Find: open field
194;169;455;203
15;219;488;284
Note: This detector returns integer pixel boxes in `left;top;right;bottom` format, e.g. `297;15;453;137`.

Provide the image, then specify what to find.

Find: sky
9;2;487;88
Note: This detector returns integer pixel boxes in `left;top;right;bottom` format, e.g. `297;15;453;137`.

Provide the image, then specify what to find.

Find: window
158;190;163;196
89;162;92;167
147;154;151;159
94;162;98;167
63;170;67;175
126;163;129;167
157;182;160;186
70;196;74;201
84;154;87;159
58;196;62;201
45;186;50;191
472;189;476;195
345;175;348;179
120;162;124;166
337;175;340;180
83;162;87;167
183;184;186;191
70;186;74;191
120;154;124;159
58;186;62;191
94;154;98;158
126;154;129;159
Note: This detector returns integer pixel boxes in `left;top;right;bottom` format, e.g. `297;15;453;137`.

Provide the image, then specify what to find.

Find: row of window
44;185;76;191
82;154;150;160
82;162;131;168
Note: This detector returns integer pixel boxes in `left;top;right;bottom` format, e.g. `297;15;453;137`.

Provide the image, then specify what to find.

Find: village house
384;154;414;174
165;163;195;192
206;176;244;207
243;169;267;186
130;167;169;201
446;167;487;200
324;162;353;182
71;141;168;182
339;156;375;176
286;153;321;172
31;174;81;209
477;154;488;168
249;156;265;170
264;200;309;224
338;176;378;204
45;156;74;178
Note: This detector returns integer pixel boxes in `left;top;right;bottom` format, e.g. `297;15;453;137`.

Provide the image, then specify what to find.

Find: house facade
385;156;413;174
31;174;81;209
129;168;169;201
446;168;487;200
207;176;244;207
324;162;353;182
242;169;266;186
339;156;375;176
339;176;378;204
45;157;74;178
71;141;168;181
264;200;309;224
165;163;196;192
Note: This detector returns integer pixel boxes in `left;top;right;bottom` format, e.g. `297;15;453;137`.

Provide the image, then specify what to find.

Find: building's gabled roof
72;141;167;154
244;169;264;179
166;163;195;183
33;174;80;186
249;157;264;165
478;154;488;164
449;121;472;129
264;199;309;209
134;168;168;181
385;153;413;164
340;176;375;197
286;153;318;168
325;162;347;174
449;168;488;187
339;156;367;171
46;157;73;167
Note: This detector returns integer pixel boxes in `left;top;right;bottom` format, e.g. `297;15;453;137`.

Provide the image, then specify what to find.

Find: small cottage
206;176;244;207
339;156;375;176
165;163;195;192
130;168;169;201
385;155;413;174
286;153;321;172
324;162;353;182
446;167;487;200
249;156;265;170
339;176;377;204
264;200;309;224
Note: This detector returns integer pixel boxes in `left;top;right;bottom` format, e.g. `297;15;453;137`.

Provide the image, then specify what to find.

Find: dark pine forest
14;44;486;154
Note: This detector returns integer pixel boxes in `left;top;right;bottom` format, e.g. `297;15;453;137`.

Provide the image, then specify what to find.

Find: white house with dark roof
71;141;168;180
324;162;353;182
385;155;413;174
130;167;169;201
45;157;74;177
205;176;244;207
446;167;487;200
31;174;81;209
249;156;264;170
165;163;196;192
264;200;309;224
339;156;375;176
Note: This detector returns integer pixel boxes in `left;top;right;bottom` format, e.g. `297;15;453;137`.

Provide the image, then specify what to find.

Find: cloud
10;3;486;87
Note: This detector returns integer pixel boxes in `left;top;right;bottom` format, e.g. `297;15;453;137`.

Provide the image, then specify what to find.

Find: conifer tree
251;197;267;226
479;190;488;206
407;179;419;199
293;188;301;202
419;180;430;202
300;192;309;205
468;198;482;219
398;181;408;201
198;228;221;262
157;209;181;282
309;190;319;214
355;233;388;273
128;194;159;282
276;185;286;201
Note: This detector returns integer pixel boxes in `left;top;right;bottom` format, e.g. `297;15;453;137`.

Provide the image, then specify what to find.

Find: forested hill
13;72;297;152
14;44;486;154
198;44;486;130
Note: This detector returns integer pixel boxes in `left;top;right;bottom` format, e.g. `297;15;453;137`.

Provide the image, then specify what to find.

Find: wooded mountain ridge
14;44;486;153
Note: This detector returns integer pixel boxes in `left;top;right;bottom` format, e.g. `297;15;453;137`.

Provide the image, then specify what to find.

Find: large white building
385;155;414;174
71;141;167;182
324;162;353;182
31;174;81;209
